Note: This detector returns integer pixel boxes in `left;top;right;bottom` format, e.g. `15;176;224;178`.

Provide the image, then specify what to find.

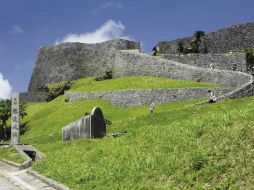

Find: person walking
150;101;154;113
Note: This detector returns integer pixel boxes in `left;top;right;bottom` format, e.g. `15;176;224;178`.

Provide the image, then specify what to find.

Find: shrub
177;41;185;54
95;71;113;81
179;31;207;54
245;49;254;71
45;81;71;101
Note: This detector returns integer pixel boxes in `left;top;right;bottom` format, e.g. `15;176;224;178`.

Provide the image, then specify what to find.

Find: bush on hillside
95;71;113;81
45;81;71;102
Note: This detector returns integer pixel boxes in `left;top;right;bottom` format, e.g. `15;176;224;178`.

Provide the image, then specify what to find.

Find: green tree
0;99;27;141
176;41;185;55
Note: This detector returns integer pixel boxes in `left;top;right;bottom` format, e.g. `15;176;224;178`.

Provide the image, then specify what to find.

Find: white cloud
92;1;123;14
10;25;24;34
0;73;12;99
56;20;133;44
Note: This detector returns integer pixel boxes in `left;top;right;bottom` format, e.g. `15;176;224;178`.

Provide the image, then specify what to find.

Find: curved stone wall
113;50;254;101
28;39;140;92
163;53;247;73
114;50;251;88
65;88;231;107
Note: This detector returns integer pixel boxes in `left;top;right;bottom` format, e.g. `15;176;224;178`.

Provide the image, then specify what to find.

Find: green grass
16;96;254;189
69;76;220;92
0;147;25;163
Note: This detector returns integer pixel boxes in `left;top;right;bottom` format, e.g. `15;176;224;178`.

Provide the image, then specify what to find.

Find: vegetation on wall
245;49;254;71
45;81;71;101
177;31;208;54
176;41;185;54
95;71;113;81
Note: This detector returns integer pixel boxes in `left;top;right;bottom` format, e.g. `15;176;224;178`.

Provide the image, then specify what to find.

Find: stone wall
157;22;254;54
20;92;47;103
28;39;140;92
114;50;250;88
65;88;231;107
163;53;247;72
113;50;254;101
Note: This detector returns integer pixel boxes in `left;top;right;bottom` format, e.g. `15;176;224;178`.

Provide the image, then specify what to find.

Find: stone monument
91;107;106;138
11;92;20;145
62;107;108;141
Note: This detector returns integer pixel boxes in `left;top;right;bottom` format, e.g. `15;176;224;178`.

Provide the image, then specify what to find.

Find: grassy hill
69;76;220;92
1;76;252;189
16;95;254;190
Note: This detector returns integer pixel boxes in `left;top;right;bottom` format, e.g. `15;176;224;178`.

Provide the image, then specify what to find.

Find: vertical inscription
11;93;19;145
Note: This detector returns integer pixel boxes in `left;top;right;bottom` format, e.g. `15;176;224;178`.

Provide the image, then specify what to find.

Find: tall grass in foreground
17;97;254;189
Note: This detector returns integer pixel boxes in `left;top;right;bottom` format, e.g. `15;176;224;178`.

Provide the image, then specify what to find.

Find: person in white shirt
208;90;217;103
150;102;154;113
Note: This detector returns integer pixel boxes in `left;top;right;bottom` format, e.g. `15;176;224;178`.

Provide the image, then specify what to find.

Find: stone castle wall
26;36;254;104
65;88;231;107
157;22;254;54
20;92;47;103
113;50;254;100
28;39;140;92
114;50;250;88
163;53;247;72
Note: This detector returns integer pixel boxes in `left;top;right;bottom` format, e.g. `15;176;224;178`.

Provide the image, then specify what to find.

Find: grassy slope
0;147;25;163
18;96;254;190
69;76;220;92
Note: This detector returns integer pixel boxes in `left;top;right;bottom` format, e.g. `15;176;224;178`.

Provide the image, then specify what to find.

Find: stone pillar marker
11;92;20;145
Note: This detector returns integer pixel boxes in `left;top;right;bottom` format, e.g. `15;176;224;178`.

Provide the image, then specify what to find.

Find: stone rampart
20;92;47;103
28;39;140;92
163;53;247;72
157;22;254;54
113;50;254;101
114;50;250;88
65;88;231;107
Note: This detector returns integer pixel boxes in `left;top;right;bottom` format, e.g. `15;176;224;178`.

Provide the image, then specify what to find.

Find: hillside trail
0;161;56;190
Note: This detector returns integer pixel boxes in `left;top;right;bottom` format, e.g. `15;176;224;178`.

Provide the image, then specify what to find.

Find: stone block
62;107;106;141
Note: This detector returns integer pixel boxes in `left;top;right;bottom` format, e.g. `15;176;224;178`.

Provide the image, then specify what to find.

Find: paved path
0;161;56;190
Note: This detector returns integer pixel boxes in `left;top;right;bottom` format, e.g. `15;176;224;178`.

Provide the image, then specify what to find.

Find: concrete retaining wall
62;115;91;141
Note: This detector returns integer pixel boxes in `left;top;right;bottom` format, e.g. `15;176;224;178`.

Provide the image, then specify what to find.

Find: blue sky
0;0;254;98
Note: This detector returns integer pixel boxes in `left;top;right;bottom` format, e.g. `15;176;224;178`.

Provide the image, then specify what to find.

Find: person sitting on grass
208;90;217;103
